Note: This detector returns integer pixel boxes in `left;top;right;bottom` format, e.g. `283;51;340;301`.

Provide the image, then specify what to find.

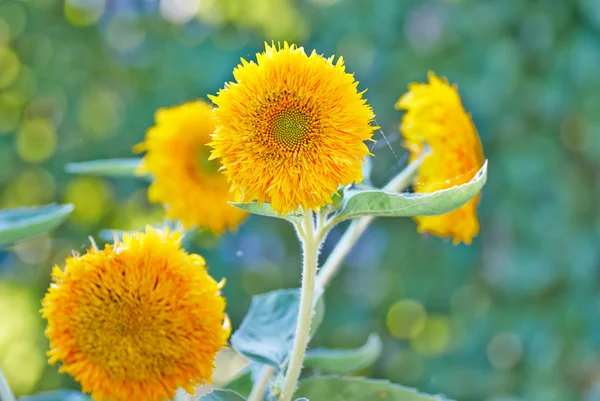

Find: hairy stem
0;368;16;401
247;365;275;401
279;212;319;401
246;150;428;400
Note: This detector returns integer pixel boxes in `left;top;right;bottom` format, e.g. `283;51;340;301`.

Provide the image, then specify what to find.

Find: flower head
135;100;247;234
41;227;230;401
396;72;485;245
209;42;375;214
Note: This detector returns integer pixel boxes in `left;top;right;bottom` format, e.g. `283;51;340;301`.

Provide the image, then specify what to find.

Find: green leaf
65;158;144;178
18;390;91;401
330;187;345;211
223;368;253;398
295;399;309;401
0;203;74;246
231;289;324;370
304;333;382;374
230;202;302;223
334;161;487;222
196;390;246;401
295;377;454;401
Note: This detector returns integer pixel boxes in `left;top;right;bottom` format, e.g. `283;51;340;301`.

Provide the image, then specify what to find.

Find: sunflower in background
396;72;485;245
209;42;376;215
135;100;248;234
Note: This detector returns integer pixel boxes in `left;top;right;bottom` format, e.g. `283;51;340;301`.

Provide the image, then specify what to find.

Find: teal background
0;0;599;400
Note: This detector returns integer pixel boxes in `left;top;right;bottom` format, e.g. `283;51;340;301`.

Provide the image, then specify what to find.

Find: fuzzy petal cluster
136;100;247;234
396;72;485;245
41;227;230;401
209;42;375;214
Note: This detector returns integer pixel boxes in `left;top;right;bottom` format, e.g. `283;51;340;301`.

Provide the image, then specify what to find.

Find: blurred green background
0;0;599;400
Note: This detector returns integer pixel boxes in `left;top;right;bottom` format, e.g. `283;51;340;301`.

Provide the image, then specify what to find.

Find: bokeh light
0;2;27;39
0;18;9;46
0;47;21;89
386;299;427;340
64;0;106;27
104;14;146;53
13;233;53;265
15;119;57;163
78;87;122;139
0;94;22;134
411;315;451;357
197;0;308;42
1;167;56;207
63;177;113;226
487;332;523;370
160;0;201;24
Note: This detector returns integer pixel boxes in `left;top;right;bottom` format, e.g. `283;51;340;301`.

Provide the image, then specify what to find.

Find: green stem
0;368;16;401
279;212;319;401
247;365;274;401
246;150;429;400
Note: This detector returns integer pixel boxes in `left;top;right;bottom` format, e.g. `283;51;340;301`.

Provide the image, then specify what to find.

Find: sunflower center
196;145;221;175
74;287;178;380
270;110;310;149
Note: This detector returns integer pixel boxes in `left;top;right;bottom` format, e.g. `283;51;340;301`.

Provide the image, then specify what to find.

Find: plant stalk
247;150;428;400
279;212;319;401
0;368;16;401
247;365;274;401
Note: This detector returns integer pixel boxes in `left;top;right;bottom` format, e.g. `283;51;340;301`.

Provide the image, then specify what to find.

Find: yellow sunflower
396;72;485;245
41;227;230;401
209;42;376;215
135;100;247;234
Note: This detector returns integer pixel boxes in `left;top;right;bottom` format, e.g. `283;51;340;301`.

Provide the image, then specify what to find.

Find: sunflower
396;72;485;245
41;227;230;401
209;42;375;215
135;100;247;234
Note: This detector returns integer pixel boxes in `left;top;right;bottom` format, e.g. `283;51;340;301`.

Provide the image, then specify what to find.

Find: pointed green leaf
230;202;303;223
295;377;454;401
231;289;324;370
0;204;74;246
196;390;246;401
18;390;91;401
65;158;144;178
334;161;487;222
304;333;382;374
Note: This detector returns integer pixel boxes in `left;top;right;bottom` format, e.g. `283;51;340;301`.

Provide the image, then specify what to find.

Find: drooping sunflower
135;100;247;234
209;42;376;215
396;72;485;245
41;227;230;401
